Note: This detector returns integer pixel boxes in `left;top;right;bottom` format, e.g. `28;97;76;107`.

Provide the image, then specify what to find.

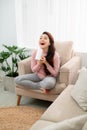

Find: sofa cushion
30;120;55;130
71;67;87;111
41;85;86;122
55;41;73;65
82;121;87;130
42;114;87;130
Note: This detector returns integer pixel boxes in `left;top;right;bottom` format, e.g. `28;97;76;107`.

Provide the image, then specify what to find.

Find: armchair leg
17;95;22;106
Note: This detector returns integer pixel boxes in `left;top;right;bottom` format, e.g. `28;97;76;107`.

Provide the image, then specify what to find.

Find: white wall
0;0;87;67
0;0;17;51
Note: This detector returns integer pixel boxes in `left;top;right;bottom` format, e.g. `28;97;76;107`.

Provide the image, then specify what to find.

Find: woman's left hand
40;56;46;64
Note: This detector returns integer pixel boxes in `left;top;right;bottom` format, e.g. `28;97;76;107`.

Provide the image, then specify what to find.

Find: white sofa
30;84;87;130
30;67;87;130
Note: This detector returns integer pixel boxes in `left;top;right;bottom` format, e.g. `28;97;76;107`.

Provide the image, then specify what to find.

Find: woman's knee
14;76;22;84
40;77;56;89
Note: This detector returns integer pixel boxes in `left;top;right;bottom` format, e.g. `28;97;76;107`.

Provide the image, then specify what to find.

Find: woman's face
39;34;50;49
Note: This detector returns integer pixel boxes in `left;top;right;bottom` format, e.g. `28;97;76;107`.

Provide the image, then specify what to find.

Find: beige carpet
0;106;45;130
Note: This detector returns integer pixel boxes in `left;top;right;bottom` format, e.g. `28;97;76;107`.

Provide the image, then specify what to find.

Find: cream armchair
15;41;81;105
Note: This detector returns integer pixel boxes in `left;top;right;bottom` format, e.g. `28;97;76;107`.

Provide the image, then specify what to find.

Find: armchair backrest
18;41;74;75
54;41;73;65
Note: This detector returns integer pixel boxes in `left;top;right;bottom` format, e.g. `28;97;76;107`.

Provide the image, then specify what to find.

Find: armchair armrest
59;56;81;85
18;57;32;75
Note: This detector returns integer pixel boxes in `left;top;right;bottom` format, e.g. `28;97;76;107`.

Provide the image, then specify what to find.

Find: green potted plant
0;44;31;92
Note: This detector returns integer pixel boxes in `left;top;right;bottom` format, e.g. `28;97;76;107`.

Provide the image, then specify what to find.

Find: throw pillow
71;67;87;111
42;114;87;130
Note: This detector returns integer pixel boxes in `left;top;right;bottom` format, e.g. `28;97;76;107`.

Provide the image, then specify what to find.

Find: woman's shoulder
53;51;60;63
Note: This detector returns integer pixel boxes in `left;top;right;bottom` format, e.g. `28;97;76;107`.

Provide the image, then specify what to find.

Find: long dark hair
42;31;55;75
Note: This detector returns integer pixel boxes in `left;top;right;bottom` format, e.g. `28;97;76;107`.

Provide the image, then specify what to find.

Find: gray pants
14;73;56;90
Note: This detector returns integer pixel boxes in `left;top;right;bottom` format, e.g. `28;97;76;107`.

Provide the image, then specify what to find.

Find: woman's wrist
45;61;49;68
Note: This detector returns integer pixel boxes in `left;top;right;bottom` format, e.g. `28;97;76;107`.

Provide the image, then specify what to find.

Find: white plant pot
3;76;16;93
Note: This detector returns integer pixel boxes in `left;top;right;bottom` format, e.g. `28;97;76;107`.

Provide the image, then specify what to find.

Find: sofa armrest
18;57;32;75
59;56;81;85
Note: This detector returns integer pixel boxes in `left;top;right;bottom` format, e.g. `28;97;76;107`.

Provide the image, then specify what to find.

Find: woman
15;31;60;93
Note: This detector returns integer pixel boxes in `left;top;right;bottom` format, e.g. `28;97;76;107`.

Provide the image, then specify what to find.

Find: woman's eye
40;37;42;39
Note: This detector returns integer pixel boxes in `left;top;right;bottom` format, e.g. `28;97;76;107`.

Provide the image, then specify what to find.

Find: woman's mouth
40;43;45;45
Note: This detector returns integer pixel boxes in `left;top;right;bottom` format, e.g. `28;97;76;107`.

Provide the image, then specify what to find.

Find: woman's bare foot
40;88;50;94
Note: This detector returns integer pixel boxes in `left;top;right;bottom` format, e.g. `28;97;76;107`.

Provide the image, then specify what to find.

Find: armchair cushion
49;83;66;95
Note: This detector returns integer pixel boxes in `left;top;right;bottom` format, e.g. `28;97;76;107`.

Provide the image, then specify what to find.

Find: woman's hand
37;56;48;67
40;56;47;64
